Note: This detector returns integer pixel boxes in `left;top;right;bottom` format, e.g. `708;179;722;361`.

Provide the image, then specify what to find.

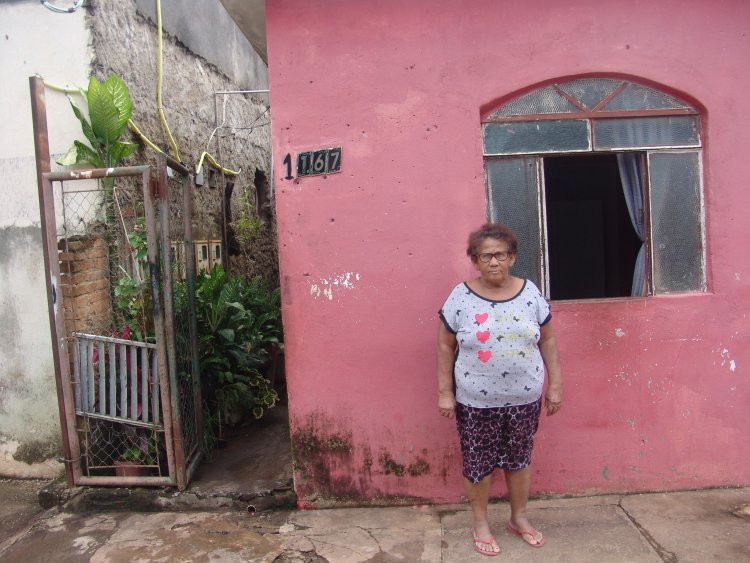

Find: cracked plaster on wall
309;272;361;300
716;347;737;372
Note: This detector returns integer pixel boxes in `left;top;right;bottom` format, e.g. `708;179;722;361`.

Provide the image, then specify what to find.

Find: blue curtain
617;153;646;296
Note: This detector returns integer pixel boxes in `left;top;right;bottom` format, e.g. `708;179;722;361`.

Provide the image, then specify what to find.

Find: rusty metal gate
37;160;203;489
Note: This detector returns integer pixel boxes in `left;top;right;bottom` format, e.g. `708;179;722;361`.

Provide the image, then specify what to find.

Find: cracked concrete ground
1;487;749;562
0;479;47;546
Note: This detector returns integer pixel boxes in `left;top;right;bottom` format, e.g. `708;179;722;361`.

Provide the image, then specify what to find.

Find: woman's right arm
437;323;458;418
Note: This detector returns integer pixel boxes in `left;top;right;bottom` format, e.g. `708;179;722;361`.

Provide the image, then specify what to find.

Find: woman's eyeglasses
477;251;511;263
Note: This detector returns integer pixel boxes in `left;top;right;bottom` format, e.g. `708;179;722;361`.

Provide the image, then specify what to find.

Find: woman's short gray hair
466;223;518;259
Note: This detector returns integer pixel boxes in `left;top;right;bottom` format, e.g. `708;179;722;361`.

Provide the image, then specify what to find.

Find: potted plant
114;446;152;477
113;425;158;477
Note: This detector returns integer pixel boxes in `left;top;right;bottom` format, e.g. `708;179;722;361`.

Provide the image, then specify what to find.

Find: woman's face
472;237;516;285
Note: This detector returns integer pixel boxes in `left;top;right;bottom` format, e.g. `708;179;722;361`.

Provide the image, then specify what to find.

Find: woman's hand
438;391;456;419
544;384;562;416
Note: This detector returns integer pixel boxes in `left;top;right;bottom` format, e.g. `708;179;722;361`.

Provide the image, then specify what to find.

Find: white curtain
617;153;646;296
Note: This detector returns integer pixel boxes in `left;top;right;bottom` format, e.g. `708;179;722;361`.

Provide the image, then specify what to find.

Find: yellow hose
39;76;166;157
38;76;86;98
197;151;240;176
127;120;167;155
156;0;181;162
39;1;247;178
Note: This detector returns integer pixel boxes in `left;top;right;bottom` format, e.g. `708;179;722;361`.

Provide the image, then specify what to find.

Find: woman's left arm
539;322;563;416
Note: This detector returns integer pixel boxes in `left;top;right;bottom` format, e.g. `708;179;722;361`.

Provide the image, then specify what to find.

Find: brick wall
58;235;112;336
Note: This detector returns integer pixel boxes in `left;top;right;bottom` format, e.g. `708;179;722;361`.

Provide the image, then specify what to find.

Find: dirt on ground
0;478;50;545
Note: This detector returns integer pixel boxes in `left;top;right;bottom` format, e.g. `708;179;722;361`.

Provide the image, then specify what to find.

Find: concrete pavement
0;479;46;547
1;487;749;562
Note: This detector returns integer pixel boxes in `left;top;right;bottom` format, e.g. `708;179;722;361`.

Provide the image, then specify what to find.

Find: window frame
482;78;706;300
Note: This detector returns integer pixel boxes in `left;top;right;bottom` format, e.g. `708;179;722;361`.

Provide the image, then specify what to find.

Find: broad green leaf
87;76;123;146
69;100;98;149
218;328;235;342
102;74;133;135
55;141;102;167
73;141;103;166
56;144;80;166
109;141;139;163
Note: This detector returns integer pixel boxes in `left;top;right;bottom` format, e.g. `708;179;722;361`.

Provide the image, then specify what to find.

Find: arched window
482;78;704;300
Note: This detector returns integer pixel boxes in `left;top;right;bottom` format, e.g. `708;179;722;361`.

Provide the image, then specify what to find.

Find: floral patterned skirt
455;399;542;483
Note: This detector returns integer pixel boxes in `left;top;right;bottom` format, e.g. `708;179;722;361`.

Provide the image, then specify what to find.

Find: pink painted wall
266;0;750;506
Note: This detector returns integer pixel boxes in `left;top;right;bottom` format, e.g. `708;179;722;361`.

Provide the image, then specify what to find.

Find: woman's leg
504;466;531;529
465;474;492;537
465;474;499;554
504;467;543;545
455;404;500;553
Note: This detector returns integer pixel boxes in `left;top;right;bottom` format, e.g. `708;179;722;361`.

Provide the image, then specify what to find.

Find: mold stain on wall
0;226;62;476
290;413;361;501
291;412;434;506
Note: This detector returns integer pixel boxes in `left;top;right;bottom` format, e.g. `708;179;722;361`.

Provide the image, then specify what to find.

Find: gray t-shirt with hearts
439;280;551;408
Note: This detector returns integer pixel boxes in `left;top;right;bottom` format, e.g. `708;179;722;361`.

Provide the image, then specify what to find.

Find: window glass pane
593;116;700;150
485;158;541;287
556;78;622;110
486;86;580;118
648;151;704;292
484;120;591;155
602;83;691;111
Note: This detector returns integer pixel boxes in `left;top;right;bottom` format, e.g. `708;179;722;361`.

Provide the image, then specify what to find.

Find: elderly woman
437;223;563;556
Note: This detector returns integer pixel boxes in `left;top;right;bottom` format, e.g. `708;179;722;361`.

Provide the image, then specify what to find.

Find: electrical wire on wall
203;89;272;274
197;94;241;179
41;0;85;14
200;90;271;177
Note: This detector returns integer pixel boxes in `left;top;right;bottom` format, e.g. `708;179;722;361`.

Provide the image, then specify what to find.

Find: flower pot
114;459;150;477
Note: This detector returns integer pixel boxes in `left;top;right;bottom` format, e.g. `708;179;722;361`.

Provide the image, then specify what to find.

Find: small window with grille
483;78;705;300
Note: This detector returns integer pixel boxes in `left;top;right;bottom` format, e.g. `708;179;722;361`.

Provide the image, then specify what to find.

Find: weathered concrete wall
88;0;276;282
134;0;268;90
0;0;92;478
0;0;274;478
266;0;750;505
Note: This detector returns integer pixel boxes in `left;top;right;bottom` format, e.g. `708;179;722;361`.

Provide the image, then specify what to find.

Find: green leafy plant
127;217;148;261
201;402;220;461
120;446;155;465
171;265;282;457
119;424;159;466
233;189;263;245
113;276;151;341
57;74;138;185
188;266;282;454
113;217;152;341
119;436;159;466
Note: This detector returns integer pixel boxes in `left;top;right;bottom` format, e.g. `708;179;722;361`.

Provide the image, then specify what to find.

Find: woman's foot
472;530;500;556
506;521;544;547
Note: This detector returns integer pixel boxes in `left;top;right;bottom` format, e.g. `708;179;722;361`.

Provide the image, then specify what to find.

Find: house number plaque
282;147;342;179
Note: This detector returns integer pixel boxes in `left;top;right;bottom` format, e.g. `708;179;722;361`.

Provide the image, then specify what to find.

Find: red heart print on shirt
476;330;490;343
475;313;489;325
478;350;492;363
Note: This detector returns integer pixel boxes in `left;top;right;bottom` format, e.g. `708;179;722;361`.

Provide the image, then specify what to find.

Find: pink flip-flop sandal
506;522;545;547
472;531;500;556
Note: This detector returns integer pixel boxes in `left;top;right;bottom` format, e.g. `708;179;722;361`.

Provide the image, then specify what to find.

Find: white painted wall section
0;1;92;477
